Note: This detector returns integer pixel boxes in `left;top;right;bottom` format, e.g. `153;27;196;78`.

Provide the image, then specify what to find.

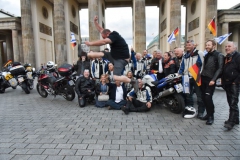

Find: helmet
182;106;197;118
46;61;55;71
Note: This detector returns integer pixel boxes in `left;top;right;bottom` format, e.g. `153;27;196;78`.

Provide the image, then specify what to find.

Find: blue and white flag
70;32;77;50
182;75;190;94
214;33;232;45
167;31;176;44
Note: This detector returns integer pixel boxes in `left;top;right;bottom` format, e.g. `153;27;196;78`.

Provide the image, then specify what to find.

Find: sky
0;0;239;47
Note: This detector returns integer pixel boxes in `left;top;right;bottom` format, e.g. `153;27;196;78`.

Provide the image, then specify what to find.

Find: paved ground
0;85;239;160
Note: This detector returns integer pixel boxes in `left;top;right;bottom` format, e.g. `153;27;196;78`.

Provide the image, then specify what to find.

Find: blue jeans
185;78;205;114
106;99;127;110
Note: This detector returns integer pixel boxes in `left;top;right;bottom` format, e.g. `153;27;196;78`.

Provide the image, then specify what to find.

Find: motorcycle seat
151;81;159;86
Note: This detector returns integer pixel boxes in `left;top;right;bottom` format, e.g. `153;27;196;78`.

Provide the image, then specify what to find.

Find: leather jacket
75;76;95;97
201;50;224;81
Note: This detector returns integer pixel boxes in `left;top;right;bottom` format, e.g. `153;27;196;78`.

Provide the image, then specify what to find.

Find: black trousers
126;98;150;112
201;76;216;116
224;84;239;120
78;91;95;107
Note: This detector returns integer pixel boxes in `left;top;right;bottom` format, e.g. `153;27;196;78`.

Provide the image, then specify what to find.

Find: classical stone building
2;0;238;70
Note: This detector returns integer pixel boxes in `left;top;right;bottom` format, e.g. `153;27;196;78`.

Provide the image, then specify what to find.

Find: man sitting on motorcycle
75;69;95;107
121;79;152;114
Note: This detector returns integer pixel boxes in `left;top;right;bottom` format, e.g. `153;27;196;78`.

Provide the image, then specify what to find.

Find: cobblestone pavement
0;86;239;160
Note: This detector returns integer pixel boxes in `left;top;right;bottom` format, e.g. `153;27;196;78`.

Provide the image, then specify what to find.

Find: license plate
27;72;33;79
18;77;24;83
174;83;183;93
69;80;74;86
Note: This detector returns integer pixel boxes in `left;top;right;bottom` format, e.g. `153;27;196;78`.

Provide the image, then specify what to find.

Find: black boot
200;114;209;120
224;111;236;130
206;115;214;125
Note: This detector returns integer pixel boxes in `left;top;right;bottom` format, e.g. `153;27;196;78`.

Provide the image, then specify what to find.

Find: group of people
74;15;239;130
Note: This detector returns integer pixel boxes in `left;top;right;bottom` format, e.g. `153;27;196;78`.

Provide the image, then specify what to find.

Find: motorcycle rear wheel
0;86;5;93
22;82;30;94
36;83;48;98
168;93;185;114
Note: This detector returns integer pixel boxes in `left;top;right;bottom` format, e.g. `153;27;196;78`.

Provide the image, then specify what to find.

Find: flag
173;27;179;37
167;31;176;44
214;33;232;45
208;17;217;36
188;63;201;86
182;75;190;94
70;32;77;50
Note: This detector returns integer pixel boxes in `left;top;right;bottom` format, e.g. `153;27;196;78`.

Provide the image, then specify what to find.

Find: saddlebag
10;65;25;76
58;63;73;77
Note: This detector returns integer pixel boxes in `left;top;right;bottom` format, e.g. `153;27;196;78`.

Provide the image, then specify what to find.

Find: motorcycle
36;63;76;101
10;63;35;94
0;70;18;93
142;72;185;114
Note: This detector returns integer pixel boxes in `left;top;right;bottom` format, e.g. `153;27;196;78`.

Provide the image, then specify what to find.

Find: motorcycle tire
12;86;17;89
36;83;48;98
169;93;185;114
22;82;30;94
0;86;5;93
63;86;75;101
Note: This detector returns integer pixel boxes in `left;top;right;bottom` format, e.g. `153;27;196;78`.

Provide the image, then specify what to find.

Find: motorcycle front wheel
22;82;30;94
168;93;185;114
0;86;5;93
36;83;48;98
63;86;75;101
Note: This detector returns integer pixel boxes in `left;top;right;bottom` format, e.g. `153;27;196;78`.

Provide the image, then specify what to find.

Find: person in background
74;52;90;78
125;71;135;93
95;74;109;108
150;49;165;80
163;52;176;76
152;50;157;59
135;53;146;79
91;57;108;84
106;62;115;83
173;47;184;72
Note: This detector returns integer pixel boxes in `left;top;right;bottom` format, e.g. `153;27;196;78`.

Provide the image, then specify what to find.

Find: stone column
170;0;181;50
232;26;239;48
205;0;217;41
21;0;36;66
0;42;3;70
133;0;146;53
88;0;101;51
221;22;229;54
54;0;67;66
12;29;20;62
6;35;13;61
18;31;24;63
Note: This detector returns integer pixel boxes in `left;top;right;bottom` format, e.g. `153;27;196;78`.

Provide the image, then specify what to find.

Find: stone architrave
170;0;181;50
205;0;217;42
6;35;13;61
133;0;146;53
12;29;20;62
54;0;67;66
21;0;36;66
88;0;101;51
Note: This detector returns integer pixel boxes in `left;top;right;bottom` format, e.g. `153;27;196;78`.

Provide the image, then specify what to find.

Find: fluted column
133;0;146;53
21;0;35;66
221;22;229;54
88;0;101;51
6;35;13;61
170;0;181;49
12;29;20;62
54;0;67;66
205;0;217;41
18;31;24;63
0;42;3;70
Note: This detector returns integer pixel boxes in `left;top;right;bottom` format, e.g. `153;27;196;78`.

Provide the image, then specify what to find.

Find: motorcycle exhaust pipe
158;87;175;98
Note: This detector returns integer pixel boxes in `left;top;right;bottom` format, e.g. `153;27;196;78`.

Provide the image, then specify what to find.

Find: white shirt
115;86;123;103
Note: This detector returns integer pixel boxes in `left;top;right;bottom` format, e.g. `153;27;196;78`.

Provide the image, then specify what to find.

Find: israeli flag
214;33;232;45
167;32;176;44
182;75;190;94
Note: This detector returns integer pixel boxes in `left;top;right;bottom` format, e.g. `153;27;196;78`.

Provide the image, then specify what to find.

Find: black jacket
163;59;176;77
95;83;109;96
74;60;91;76
173;56;183;72
201;50;224;81
222;51;240;85
75;76;95;97
107;83;127;101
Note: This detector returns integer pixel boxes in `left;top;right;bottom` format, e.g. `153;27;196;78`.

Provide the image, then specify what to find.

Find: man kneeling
122;79;152;114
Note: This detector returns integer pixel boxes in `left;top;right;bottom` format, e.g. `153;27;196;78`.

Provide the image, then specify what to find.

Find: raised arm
94;16;104;33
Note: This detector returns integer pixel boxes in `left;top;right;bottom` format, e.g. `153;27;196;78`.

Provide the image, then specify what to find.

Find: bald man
173;47;184;72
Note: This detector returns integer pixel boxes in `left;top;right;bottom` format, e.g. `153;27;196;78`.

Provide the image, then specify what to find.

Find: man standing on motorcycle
200;40;224;125
178;40;205;119
75;69;95;107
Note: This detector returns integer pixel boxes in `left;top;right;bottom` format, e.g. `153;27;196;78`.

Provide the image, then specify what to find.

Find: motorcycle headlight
32;67;36;72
